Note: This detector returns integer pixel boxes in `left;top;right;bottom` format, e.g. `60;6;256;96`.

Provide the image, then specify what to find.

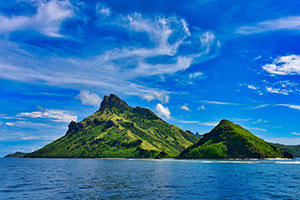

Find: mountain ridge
25;94;198;158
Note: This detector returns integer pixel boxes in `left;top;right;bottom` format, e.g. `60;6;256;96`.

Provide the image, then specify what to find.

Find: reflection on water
1;158;300;199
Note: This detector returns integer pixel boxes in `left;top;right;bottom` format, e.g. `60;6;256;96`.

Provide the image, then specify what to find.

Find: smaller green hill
271;143;300;157
179;119;293;159
4;152;27;158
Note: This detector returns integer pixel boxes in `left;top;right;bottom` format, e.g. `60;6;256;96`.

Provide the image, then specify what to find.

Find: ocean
1;158;300;200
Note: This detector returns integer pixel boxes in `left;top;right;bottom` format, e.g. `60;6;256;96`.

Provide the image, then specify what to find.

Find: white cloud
266;87;290;95
189;72;203;79
247;85;257;90
276;104;300;111
17;108;77;122
200;100;238;105
143;91;170;103
0;0;73;37
5;122;14;126
76;90;101;106
291;132;300;136
155;103;171;119
262;55;300;75
236;16;300;34
180;104;190;111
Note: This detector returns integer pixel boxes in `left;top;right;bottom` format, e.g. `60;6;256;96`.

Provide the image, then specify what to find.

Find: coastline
6;157;294;161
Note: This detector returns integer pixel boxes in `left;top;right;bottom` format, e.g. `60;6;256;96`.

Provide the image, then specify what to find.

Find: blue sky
0;0;300;156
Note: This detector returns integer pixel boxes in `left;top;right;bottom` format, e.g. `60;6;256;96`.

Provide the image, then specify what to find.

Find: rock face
179;119;293;159
25;94;198;158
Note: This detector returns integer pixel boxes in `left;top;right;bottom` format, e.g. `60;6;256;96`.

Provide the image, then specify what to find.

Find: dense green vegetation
271;143;300;157
4;152;27;158
179;119;293;159
25;94;198;158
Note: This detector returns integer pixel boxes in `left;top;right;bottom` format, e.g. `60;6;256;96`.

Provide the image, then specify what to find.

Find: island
3;94;291;160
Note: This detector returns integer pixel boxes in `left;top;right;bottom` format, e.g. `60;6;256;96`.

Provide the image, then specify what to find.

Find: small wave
274;161;300;164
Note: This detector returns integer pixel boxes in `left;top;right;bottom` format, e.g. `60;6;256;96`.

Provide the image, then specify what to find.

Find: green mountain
25;94;198;158
4;152;27;158
179;119;293;159
271;143;300;157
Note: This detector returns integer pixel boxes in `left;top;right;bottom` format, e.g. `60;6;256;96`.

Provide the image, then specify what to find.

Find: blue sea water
1;158;300;200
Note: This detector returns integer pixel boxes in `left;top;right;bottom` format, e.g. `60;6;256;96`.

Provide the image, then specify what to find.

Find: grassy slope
179;120;293;159
26;95;198;158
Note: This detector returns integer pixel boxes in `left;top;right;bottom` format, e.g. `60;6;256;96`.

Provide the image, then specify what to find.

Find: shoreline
4;157;295;161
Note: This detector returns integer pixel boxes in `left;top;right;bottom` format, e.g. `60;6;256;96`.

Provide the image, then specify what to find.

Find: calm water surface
1;158;300;200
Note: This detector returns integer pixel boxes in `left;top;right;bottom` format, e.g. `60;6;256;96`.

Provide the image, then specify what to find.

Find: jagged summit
99;94;130;111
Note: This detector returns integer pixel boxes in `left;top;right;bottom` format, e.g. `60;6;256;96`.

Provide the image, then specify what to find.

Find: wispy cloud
246;127;267;132
264;137;300;145
4;121;51;129
200;100;238;105
0;133;60;142
236;16;300;34
276;104;300;111
251;104;270;109
244;79;299;97
262;55;300;75
0;7;220;102
177;120;218;127
96;3;111;17
189;72;203;79
76;90;101;106
94;13;220;77
17;108;77;122
0;0;73;37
